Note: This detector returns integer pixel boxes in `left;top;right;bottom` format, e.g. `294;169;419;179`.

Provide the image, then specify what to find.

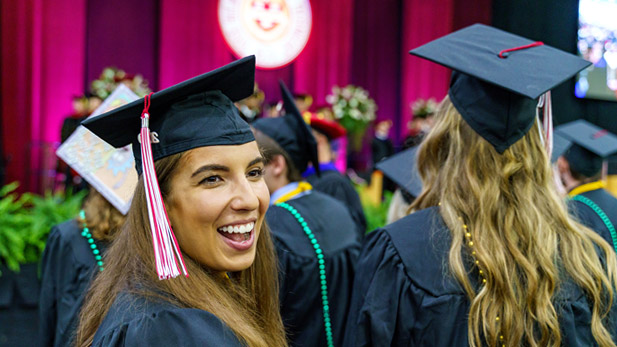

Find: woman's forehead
181;142;262;168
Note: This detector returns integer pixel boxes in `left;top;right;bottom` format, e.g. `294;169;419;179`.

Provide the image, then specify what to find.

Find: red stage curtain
400;0;491;139
292;0;354;104
351;0;403;134
1;0;86;192
158;0;235;89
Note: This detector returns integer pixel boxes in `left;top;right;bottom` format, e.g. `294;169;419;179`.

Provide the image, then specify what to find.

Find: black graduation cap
556;119;617;177
252;80;320;176
376;146;422;198
409;24;591;154
82;56;256;173
551;131;572;163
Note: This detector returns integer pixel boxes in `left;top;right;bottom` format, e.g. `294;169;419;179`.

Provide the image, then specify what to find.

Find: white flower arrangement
91;67;152;99
326;85;377;133
410;98;438;119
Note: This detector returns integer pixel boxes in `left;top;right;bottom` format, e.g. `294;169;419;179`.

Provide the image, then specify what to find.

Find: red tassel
140;93;189;279
498;41;544;59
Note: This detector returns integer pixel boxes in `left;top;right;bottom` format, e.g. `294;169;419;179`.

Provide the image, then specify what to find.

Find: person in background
235;83;265;123
41;87;139;347
375;146;422;224
75;56;286;347
555;119;617;253
344;24;616;346
293;92;313;115
371;120;394;165
304;113;367;236
403;98;437;148
252;81;361;347
264;100;283;118
39;189;127;347
371;120;396;193
86;94;103;115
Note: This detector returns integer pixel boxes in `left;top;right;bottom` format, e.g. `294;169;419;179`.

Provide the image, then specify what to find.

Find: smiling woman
166;143;270;272
74;56;287;347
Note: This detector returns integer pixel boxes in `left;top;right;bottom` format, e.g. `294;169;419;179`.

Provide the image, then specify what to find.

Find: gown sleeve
92;307;244;347
38;225;63;346
343;228;421;347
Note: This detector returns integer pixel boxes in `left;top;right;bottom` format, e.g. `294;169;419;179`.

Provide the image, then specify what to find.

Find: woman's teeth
218;222;254;234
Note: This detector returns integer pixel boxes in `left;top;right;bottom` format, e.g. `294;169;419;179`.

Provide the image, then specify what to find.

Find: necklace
79;210;104;272
276;202;334;347
447;205;504;346
461;219;505;346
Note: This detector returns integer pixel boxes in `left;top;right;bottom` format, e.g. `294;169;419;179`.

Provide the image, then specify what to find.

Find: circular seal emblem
218;0;312;69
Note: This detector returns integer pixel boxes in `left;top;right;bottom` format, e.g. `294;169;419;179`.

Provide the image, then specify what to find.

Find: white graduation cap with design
56;84;139;215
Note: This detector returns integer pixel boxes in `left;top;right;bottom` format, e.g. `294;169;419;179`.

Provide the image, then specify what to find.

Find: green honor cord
570;195;617;254
79;210;104;271
276;202;334;347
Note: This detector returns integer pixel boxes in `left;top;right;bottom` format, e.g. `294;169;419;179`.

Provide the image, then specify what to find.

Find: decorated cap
556;119;617;177
252;80;320;176
376;146;422;198
56;84;139;215
306;114;347;140
82;56;257;280
409;24;591;153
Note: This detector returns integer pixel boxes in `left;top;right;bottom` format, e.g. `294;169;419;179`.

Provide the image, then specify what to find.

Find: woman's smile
217;220;257;251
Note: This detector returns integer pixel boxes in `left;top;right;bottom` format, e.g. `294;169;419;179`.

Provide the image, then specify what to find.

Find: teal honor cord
276;202;334;347
79;210;104;271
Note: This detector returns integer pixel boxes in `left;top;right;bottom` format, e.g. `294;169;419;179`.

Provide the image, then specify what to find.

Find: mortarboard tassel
536;91;553;158
140;93;189;279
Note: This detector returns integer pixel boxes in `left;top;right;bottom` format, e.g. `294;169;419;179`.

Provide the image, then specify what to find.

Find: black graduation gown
568;188;617;251
0;263;40;347
267;191;362;347
39;220;108;347
92;292;244;346
344;206;617;346
305;170;367;235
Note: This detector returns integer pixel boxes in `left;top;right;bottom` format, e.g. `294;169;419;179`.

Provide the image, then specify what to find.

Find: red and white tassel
140;93;189;279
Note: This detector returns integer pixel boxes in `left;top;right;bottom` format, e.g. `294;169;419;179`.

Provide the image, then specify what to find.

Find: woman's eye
200;175;222;185
248;168;264;178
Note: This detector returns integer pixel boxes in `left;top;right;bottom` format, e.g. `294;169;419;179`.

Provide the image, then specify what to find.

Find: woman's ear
557;156;569;176
269;154;287;178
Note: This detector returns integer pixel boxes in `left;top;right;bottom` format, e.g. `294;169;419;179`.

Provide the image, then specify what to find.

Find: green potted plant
0;182;32;274
0;182;86;275
0;182;86;345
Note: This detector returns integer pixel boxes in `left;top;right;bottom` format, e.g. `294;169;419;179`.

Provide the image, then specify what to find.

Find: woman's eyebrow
247;157;266;167
191;164;229;178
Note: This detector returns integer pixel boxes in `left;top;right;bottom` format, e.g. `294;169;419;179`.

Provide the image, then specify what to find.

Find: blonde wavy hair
410;96;617;347
76;153;287;347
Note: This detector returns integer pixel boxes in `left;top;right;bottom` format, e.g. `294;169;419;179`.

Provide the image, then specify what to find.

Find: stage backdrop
493;0;617;134
1;0;490;193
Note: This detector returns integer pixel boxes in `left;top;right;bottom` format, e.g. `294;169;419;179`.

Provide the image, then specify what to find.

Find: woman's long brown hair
76;153;287;347
411;96;617;347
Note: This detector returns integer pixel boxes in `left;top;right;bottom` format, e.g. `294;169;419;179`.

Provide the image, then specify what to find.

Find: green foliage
0;182;86;275
353;182;393;234
362;190;393;234
0;182;32;272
